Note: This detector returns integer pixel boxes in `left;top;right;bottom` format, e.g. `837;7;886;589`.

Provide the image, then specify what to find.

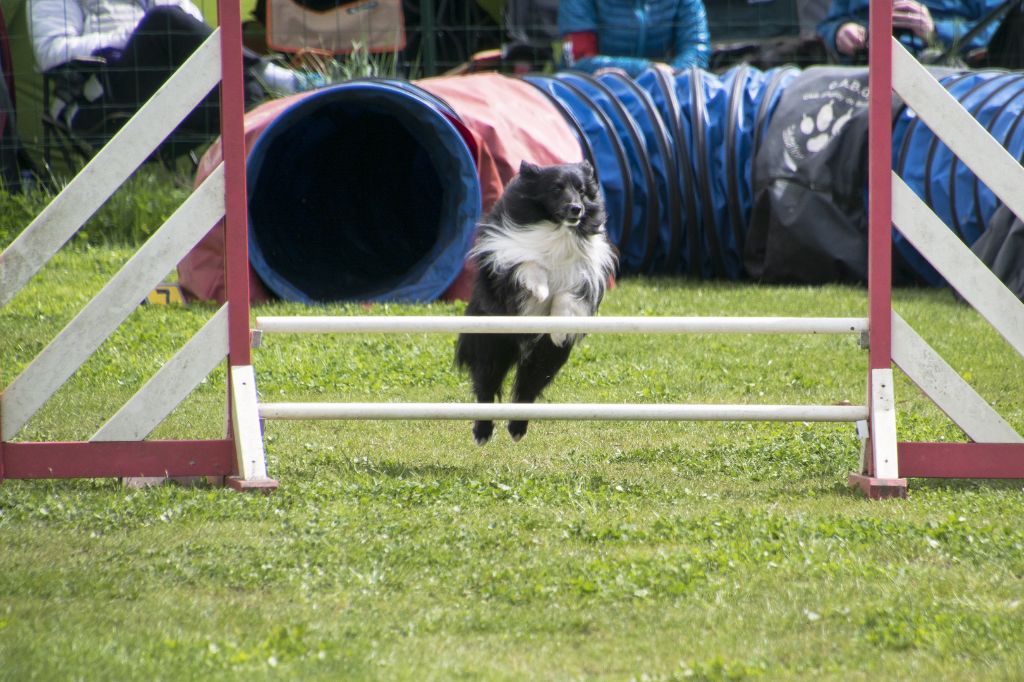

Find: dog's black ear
580;159;595;178
519;160;541;177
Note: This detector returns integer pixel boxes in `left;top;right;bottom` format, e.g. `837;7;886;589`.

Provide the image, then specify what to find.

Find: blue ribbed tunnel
893;70;1024;285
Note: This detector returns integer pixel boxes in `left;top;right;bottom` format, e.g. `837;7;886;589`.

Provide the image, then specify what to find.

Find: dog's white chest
472;217;614;317
511;227;611;314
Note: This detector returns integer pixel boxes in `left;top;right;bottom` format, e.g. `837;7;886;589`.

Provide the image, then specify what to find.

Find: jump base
848;472;909;499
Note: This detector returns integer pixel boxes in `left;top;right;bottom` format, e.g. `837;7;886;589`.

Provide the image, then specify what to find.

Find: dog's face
506;160;605;236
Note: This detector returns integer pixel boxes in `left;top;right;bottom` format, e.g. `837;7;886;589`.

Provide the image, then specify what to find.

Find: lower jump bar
255;316;867;335
258;402;869;422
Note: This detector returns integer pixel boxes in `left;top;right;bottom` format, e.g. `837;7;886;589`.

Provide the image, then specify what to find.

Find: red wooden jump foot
848;472;908;499
227;476;278;493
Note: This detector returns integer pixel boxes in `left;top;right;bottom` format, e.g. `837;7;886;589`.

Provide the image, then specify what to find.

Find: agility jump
1;1;1022;497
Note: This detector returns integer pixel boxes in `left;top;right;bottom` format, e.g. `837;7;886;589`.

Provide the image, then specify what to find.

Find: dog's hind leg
459;333;519;445
508;336;573;442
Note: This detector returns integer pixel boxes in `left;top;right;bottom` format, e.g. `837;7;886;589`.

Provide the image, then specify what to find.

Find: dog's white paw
529;282;550;303
519;263;549;303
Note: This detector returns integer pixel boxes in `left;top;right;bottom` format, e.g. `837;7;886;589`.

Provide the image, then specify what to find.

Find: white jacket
28;0;207;72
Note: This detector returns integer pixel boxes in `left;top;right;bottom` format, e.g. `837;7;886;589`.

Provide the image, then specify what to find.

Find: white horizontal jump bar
259;402;869;422
255;316;867;335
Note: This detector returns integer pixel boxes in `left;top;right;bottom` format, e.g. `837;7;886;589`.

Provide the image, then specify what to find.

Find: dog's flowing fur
455;160;617;444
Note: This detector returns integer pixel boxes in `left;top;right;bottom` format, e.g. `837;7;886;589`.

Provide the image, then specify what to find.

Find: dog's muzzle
563;203;584;227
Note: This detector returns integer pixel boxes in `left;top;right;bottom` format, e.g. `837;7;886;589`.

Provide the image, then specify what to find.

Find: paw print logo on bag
781;77;867;172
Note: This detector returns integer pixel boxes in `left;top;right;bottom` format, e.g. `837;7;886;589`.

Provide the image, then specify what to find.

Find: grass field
2;245;1023;680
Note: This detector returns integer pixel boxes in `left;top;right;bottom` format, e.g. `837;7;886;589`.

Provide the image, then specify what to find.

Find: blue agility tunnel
893;70;1024;285
182;68;1024;304
525;65;796;278
245;80;481;304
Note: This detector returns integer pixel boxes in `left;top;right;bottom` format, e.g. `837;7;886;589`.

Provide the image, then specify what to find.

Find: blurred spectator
977;0;1024;69
28;0;306;154
797;0;831;37
501;0;560;72
559;0;710;76
817;0;1007;63
705;0;829;71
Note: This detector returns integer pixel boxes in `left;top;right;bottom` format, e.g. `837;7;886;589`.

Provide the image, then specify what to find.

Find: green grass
2;244;1024;680
0;163;195;248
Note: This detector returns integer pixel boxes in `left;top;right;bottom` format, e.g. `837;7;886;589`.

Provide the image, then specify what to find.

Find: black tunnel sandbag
245;81;481;303
746;66;1024;287
744;68;875;284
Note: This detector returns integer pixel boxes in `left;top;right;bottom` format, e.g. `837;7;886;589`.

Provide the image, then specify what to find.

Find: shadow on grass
908;478;1024;493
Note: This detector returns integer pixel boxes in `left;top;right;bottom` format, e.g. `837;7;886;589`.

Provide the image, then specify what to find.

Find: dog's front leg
508;335;573;442
516;262;550;304
549;293;589;347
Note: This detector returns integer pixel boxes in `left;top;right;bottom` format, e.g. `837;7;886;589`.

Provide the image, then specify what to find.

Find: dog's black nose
568;203;583;218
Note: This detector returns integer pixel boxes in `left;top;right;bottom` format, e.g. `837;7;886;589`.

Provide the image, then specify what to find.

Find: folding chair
41;57;130;171
42;56;209;172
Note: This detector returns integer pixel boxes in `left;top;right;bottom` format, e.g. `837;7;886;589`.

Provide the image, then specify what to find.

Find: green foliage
263;42;402;96
321;42;401;81
1;252;1024;680
0;165;194;249
0;184;53;247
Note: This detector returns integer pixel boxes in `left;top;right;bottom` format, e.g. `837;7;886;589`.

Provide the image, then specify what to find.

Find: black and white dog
455;160;617;444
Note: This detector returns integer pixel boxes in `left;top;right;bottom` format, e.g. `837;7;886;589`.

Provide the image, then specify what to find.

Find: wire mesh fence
1;0;833;183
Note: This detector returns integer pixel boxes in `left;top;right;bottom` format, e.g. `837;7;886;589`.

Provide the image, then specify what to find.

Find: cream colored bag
266;0;406;55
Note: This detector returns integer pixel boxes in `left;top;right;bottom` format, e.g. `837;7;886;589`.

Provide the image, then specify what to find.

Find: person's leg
68;5;299;155
986;4;1024;70
105;6;216;106
110;6;296;108
1;75;31;191
102;6;290;150
91;5;220;146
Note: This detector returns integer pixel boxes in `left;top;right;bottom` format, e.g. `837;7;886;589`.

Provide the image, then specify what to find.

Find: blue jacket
558;0;710;75
817;0;1005;60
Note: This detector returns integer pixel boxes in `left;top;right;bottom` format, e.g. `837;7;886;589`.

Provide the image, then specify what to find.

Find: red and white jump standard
849;0;1024;496
0;0;274;488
